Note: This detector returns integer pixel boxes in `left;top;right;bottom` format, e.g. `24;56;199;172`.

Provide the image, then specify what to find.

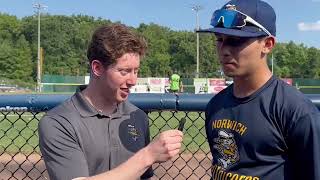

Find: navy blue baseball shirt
205;76;320;180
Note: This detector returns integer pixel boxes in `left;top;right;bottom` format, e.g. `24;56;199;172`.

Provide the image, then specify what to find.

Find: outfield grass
148;111;209;152
0;111;209;154
0;112;43;154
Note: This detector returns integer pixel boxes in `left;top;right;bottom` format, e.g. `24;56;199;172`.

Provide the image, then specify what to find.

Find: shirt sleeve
205;98;215;154
38;115;89;180
287;110;320;180
141;111;153;179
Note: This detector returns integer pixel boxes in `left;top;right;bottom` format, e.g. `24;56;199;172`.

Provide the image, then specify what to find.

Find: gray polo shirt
39;89;153;180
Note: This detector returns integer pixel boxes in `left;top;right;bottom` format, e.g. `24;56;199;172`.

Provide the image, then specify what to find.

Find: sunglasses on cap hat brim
211;9;271;36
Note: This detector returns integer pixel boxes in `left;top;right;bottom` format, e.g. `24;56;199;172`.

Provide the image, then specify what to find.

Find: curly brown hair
87;23;147;67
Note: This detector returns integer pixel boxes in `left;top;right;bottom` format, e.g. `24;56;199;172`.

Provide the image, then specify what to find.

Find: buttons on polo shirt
110;129;120;148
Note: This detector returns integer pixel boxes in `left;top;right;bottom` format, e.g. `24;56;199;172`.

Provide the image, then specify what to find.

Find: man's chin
223;72;235;77
117;94;129;103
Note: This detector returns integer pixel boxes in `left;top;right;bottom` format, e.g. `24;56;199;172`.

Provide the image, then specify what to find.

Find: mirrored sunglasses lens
221;10;237;28
211;10;246;28
211;10;222;27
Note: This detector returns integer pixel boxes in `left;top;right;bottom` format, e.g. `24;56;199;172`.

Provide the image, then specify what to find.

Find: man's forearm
82;147;152;180
74;129;183;180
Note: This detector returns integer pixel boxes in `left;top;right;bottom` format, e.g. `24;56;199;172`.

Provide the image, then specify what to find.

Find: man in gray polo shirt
39;23;183;180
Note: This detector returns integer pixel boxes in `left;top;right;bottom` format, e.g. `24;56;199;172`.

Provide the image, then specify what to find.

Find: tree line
0;13;320;88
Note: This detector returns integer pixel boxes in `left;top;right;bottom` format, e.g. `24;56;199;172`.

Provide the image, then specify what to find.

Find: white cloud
298;21;320;31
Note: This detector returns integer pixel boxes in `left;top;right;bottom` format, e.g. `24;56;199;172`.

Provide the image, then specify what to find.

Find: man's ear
262;36;276;54
91;60;105;77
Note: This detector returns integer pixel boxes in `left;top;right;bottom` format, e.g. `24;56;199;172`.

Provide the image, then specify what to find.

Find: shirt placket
109;116;121;169
110;118;120;149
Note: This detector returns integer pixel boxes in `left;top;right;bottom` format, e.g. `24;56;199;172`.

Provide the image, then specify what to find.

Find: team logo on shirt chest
214;130;239;169
128;124;140;141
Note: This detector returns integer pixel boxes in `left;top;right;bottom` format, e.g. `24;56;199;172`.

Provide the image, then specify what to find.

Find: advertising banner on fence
130;78;148;93
130;85;148;93
208;78;226;86
130;78;169;93
208;86;227;94
208;78;227;94
194;78;209;94
85;76;90;84
136;78;149;85
148;77;166;93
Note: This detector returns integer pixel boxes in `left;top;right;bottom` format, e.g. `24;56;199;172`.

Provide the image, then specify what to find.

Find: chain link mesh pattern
1;111;212;180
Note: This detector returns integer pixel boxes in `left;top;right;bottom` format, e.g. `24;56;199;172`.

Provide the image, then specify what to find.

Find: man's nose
218;42;231;57
127;73;137;86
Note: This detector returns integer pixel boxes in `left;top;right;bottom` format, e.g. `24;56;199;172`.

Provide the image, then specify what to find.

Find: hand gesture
144;130;183;165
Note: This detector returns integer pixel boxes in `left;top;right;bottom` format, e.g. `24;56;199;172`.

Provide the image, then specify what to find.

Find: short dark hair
87;23;147;67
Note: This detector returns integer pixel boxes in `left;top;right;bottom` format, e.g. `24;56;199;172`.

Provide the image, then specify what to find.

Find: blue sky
1;0;320;48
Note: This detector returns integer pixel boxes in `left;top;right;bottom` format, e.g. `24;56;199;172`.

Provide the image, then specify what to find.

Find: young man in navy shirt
200;0;320;179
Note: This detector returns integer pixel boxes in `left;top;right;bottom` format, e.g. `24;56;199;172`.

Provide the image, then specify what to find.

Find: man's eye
117;68;139;76
220;38;251;47
226;40;241;46
119;69;130;75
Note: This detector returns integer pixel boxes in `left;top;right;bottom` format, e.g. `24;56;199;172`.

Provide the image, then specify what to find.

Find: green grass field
0;111;209;154
0;112;43;154
148;111;209;152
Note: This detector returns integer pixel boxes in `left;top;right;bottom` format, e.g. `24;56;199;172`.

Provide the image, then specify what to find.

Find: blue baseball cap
199;0;276;37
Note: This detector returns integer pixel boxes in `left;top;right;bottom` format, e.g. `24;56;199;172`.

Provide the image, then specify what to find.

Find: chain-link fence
0;112;45;180
0;94;214;180
2;93;320;180
0;111;211;180
148;111;212;180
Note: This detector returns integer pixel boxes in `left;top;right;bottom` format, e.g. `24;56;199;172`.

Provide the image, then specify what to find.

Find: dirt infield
0;153;48;180
152;152;212;180
1;152;212;180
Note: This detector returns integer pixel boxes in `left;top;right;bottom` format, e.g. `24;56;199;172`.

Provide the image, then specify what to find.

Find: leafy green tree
305;47;320;78
13;35;33;81
0;13;20;40
0;14;33;85
286;42;308;77
22;14;111;76
272;43;291;77
1;13;320;88
169;31;196;77
137;23;172;77
199;33;220;78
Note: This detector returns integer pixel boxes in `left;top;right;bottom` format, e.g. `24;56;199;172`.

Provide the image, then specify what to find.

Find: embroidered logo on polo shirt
128;124;140;141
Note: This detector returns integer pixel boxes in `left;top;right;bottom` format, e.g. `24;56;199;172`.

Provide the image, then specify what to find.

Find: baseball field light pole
191;5;203;78
33;3;47;92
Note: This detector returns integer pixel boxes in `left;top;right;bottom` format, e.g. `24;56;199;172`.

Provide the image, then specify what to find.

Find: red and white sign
136;78;148;85
209;78;226;86
164;78;170;86
148;78;166;93
208;85;227;94
148;78;163;85
130;85;148;93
